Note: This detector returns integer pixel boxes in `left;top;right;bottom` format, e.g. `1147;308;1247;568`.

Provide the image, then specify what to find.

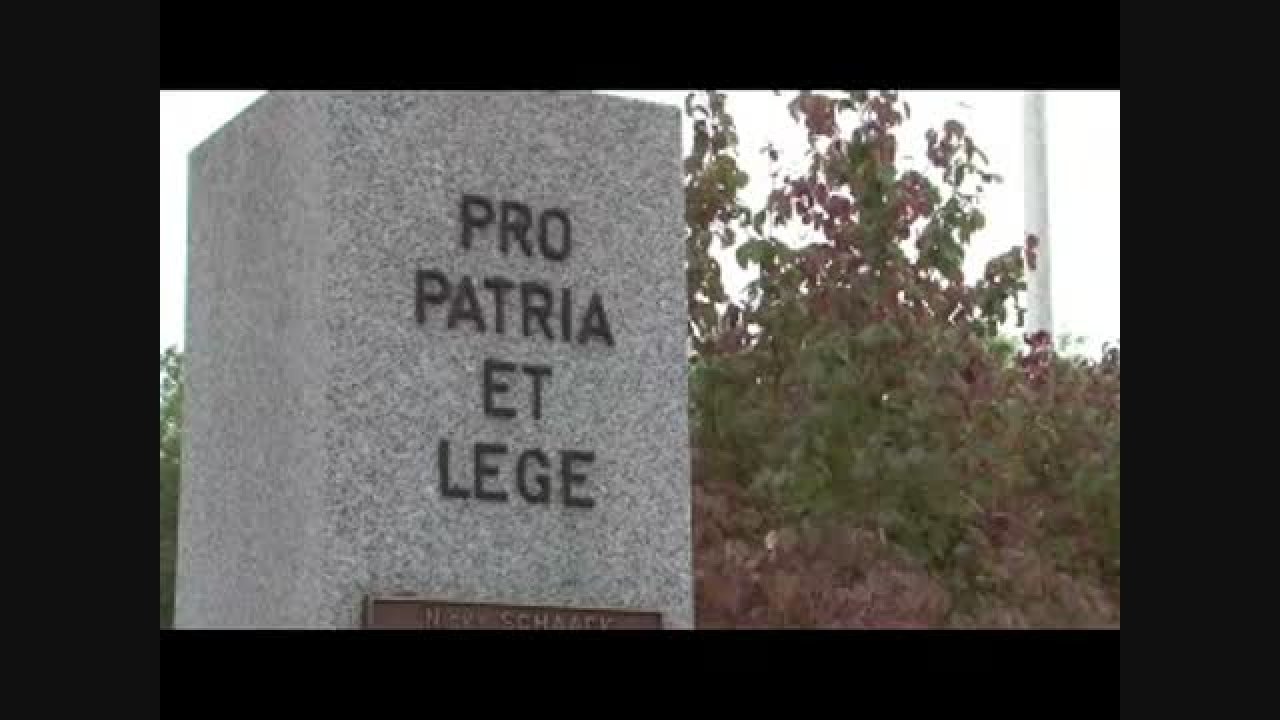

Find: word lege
417;195;614;509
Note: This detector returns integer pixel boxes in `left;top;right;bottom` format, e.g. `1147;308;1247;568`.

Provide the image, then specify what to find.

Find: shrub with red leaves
684;91;1119;628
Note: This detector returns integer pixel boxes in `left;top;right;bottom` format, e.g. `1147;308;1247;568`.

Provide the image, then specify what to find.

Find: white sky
160;90;1118;353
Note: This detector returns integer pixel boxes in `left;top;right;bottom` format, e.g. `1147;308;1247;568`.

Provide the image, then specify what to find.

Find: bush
160;346;182;627
684;91;1119;627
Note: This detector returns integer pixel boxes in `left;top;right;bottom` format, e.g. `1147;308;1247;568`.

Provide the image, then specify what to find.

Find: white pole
1023;91;1053;340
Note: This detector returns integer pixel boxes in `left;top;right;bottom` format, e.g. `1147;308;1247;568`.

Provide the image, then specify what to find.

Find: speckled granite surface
176;92;692;628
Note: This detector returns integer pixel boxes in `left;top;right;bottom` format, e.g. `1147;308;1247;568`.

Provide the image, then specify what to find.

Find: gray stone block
177;92;692;629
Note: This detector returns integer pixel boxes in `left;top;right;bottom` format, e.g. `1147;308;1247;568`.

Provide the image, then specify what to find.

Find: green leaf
856;323;882;347
906;446;926;466
955;166;966;186
928;529;949;563
692;227;711;251
753;210;767;235
736;238;772;270
714;154;736;178
853;453;877;481
691;132;708;161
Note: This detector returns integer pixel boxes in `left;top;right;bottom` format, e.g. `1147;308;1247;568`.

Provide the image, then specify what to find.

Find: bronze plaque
362;596;662;630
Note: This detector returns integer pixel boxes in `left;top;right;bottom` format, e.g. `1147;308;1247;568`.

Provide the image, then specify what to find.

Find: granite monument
176;91;691;629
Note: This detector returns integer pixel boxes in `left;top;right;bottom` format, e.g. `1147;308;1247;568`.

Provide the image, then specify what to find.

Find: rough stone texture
176;92;692;629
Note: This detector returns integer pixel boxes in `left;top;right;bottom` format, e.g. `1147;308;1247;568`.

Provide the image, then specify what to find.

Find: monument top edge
188;90;680;162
